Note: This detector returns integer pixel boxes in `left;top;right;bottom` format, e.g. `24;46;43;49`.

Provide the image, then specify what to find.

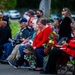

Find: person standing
36;9;43;18
58;7;72;40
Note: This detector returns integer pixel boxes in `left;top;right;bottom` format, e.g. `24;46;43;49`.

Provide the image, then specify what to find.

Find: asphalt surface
0;63;73;75
0;63;46;75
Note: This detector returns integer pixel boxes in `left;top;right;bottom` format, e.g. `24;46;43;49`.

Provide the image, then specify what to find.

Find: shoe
8;61;18;69
20;65;30;69
13;64;18;69
33;67;43;71
8;61;14;66
0;60;8;64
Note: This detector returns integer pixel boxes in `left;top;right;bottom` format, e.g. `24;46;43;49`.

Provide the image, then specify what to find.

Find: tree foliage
0;0;17;10
16;0;40;9
51;0;75;12
15;0;75;12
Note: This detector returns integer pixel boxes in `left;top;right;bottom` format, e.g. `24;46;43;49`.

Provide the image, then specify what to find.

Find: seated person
0;13;13;60
32;18;52;71
0;20;12;58
13;18;30;45
40;23;75;74
6;18;31;61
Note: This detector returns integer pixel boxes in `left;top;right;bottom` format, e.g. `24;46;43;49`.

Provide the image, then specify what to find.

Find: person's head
36;10;43;18
28;10;34;17
61;7;71;18
54;18;60;24
19;18;28;28
37;18;46;30
0;21;7;28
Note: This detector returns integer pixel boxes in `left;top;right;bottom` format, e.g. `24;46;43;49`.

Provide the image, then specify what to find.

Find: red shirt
61;38;75;57
33;25;52;48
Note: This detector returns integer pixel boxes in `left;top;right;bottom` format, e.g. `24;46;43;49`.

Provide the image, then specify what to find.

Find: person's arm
35;27;52;48
0;27;11;44
68;41;75;48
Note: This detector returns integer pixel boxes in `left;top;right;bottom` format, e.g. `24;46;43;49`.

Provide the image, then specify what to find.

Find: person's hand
62;41;68;46
20;38;25;41
33;47;36;50
55;44;63;48
21;38;29;44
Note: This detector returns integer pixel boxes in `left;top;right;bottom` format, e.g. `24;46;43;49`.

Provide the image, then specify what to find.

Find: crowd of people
0;7;75;74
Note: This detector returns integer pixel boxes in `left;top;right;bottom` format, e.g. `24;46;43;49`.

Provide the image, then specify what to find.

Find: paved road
0;63;72;75
0;63;45;75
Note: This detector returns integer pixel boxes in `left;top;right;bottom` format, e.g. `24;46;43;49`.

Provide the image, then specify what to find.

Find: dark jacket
0;26;11;45
14;26;30;40
59;17;72;40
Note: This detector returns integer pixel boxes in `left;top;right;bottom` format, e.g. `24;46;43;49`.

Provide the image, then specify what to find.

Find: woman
33;18;52;70
58;7;72;40
40;20;75;74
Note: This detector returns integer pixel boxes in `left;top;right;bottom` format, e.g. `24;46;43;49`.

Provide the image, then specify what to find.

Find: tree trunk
39;0;51;18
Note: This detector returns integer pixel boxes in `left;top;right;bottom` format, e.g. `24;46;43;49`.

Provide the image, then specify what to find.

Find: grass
9;21;20;38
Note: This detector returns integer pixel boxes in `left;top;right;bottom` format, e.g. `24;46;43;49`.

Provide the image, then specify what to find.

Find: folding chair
57;50;75;75
56;37;75;75
58;37;68;45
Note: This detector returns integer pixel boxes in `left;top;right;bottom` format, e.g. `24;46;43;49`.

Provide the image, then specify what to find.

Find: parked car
71;14;75;20
0;11;2;14
49;14;61;22
23;11;30;20
8;10;21;19
2;10;9;17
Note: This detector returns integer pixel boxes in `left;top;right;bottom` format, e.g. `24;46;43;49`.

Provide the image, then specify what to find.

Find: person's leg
0;45;4;58
19;45;25;56
7;44;20;61
11;53;29;68
16;53;29;66
1;43;13;60
34;47;45;68
45;48;63;74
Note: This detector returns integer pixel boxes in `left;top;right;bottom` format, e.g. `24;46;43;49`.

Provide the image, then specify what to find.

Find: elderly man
6;18;30;62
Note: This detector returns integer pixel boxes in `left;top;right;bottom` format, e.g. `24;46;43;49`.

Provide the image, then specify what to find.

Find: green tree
0;0;17;10
51;0;75;12
16;0;40;9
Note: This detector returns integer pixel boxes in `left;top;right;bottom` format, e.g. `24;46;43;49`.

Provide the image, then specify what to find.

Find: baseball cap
54;18;60;20
46;19;50;23
19;18;27;23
